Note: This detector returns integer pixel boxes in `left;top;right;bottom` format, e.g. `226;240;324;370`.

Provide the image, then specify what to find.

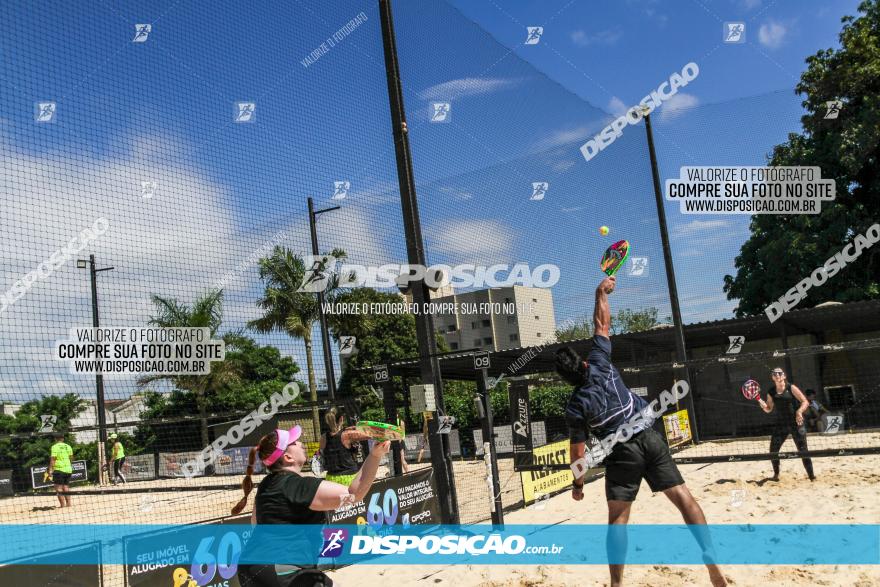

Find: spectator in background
318;408;371;485
804;389;828;432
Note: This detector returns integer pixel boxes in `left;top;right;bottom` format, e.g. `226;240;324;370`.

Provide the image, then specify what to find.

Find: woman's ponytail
231;445;258;515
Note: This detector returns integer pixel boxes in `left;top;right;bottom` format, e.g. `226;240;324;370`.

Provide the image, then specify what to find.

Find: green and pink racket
601;240;630;276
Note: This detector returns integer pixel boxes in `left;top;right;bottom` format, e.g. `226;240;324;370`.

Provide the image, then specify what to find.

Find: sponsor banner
159;451;203;478
508;382;533;467
520;440;570;505
214;446;263;476
403;431;461;461
0;541;101;585
124;454;157;481
31;460;87;489
663;409;692;447
473;421;547;456
124;517;252;587
0;469;13;497
327;467;440;531
2;524;879;565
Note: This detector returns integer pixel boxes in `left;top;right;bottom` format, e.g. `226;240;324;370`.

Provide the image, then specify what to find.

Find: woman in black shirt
758;368;816;481
234;425;389;586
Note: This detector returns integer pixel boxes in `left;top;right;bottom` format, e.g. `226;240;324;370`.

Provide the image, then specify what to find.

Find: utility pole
308;197;341;401
79;255;114;485
378;0;459;523
643;113;700;443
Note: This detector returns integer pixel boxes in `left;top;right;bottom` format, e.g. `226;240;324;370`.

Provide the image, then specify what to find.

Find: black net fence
1;0;878;568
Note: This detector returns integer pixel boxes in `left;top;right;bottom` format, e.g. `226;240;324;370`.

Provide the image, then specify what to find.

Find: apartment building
433;286;556;352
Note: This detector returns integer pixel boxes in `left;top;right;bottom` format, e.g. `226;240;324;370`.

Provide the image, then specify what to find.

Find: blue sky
0;0;863;400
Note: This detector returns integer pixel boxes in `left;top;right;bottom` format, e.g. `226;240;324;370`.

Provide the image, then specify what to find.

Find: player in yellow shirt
47;432;73;508
109;433;127;485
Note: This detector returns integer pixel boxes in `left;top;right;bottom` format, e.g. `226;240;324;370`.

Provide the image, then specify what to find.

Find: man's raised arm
593;276;616;338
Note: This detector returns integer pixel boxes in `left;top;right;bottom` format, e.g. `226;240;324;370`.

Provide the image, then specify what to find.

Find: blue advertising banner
1;524;879;566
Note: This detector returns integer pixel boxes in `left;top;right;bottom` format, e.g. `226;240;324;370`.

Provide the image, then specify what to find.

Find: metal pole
89;255;109;485
643;114;700;443
308;197;337;401
378;0;459;523
477;369;504;525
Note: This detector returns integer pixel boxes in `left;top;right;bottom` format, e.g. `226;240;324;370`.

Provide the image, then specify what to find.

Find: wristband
572;480;584;488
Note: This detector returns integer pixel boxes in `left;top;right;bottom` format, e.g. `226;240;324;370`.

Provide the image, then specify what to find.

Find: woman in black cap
758;367;816;481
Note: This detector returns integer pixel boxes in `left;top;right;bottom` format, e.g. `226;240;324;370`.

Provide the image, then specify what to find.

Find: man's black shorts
603;427;684;501
52;471;72;485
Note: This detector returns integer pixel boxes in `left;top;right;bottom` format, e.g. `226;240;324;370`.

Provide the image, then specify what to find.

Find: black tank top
323;431;358;475
768;382;800;426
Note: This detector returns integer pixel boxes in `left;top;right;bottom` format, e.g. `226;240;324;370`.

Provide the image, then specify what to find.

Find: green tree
137;289;240;448
136;334;303;451
724;0;880;315
250;247;346;435
0;394;87;491
557;307;663;339
327;287;420;420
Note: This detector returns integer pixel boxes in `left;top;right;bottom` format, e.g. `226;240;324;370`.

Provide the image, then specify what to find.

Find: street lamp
308;197;341;402
77;254;114;485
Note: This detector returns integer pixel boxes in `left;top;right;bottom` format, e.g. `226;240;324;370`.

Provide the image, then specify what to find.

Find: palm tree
137;289;240;449
248;246;346;436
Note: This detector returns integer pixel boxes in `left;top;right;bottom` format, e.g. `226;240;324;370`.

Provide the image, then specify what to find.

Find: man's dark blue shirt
565;335;651;443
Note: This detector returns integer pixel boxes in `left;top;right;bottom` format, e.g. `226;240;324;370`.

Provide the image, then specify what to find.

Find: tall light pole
308;197;341;402
643;111;700;443
77;255;114;485
378;0;459;523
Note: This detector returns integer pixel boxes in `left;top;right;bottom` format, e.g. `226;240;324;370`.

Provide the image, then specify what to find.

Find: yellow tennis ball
599;226;609;236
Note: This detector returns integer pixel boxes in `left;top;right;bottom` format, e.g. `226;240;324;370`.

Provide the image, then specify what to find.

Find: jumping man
555;276;726;587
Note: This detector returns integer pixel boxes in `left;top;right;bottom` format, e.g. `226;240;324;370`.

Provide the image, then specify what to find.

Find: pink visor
261;426;303;466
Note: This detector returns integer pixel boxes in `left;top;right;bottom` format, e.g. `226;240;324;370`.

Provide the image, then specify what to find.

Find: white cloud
741;0;762;9
672;219;731;238
425;219;515;261
659;93;699;120
417;78;520;101
608;96;628;116
758;21;787;49
570;28;622;47
0;128;396;400
438;186;473;200
552;160;577;172
533;125;596;151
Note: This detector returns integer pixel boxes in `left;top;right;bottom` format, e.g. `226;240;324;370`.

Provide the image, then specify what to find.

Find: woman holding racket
758;367;816;481
234;425;390;586
318;408;372;485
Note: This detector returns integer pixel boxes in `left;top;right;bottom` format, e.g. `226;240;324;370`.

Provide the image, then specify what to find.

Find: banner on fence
124;454;157;482
158;451;203;478
30;460;88;489
663;409;692;447
520;440;571;505
0;469;13;497
474;421;547;455
508;381;534;467
327;467;440;529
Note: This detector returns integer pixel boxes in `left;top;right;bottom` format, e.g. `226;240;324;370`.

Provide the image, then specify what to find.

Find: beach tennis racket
355;420;404;441
741;379;762;402
601;240;630;276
